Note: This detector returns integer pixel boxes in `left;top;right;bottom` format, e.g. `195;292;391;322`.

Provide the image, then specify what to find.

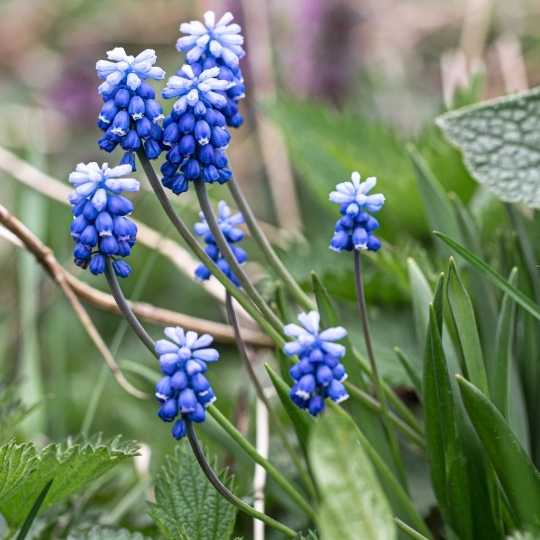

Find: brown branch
0;202;149;399
0;206;271;347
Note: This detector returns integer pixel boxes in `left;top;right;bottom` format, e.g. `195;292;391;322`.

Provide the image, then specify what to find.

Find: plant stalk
228;178;314;310
186;421;297;538
193;179;283;334
353;250;408;489
136;150;283;345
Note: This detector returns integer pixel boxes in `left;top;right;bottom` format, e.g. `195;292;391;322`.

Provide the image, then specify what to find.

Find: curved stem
225;292;318;499
105;258;155;355
353;251;408;488
194;180;284;334
186;421;297;539
208;404;317;520
228;178;314;310
136;151;283;345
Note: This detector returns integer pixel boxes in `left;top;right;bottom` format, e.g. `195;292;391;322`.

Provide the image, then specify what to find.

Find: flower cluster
69;163;139;277
329;172;385;252
159;65;233;193
194;201;247;287
96;48;166;169
178;11;245;128
283;311;349;416
154;327;218;439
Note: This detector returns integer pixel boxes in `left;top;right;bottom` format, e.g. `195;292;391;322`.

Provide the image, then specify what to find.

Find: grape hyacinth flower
154;326;219;439
283;311;349;416
159;65;234;193
193;201;247;287
69;162;139;277
329;172;385;252
96;48;166;168
178;11;245;127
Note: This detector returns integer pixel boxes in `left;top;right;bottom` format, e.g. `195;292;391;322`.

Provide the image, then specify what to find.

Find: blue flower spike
283;311;349;416
96;48;166;166
69;162;139;277
154;326;219;439
329;172;385;253
178;11;245;128
193;200;247;287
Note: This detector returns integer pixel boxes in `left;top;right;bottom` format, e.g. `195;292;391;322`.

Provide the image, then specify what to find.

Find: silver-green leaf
437;88;540;207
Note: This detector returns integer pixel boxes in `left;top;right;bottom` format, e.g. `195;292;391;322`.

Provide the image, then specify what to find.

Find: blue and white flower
329;172;385;253
162;65;230;112
178;11;246;128
329;172;385;216
284;311;349;416
96;48;165;95
96;48;165;166
68;162;139;277
194;201;247;287
177;11;245;68
154;326;219;439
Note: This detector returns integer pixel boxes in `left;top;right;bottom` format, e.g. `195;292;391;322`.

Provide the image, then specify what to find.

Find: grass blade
15;479;53;540
434;232;540;321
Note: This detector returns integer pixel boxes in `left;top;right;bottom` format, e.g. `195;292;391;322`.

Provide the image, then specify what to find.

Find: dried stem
0;202;148;400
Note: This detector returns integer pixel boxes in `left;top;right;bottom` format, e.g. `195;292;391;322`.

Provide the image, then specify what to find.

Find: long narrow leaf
457;375;540;530
445;258;489;394
434;232;540;321
16;479;53;540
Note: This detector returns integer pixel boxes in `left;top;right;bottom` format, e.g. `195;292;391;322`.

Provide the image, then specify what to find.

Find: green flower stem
353;251;408;489
186;421;297;538
345;382;425;449
136;150;283;344
225;292;318;499
395;518;431;540
208;404;317;521
228;178;315;310
194;180;284;334
351;347;423;436
104;251;297;537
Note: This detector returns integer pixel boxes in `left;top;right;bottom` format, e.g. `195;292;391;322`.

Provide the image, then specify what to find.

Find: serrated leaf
67;526;150;539
436;88;540;208
309;410;396;540
149;441;236;540
457;376;540;530
0;436;138;527
445;259;489;394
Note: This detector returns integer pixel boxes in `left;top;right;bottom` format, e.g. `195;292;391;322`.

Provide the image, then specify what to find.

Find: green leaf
149;441;237;540
407;257;433;355
67;526;150;539
445;258;489;394
457;375;540;530
0;436;138;527
309;409;396;540
491;268;518;417
394;347;422;395
436;87;540;208
15;479;52;540
435;231;540;321
265;364;312;455
423;304;472;538
408;146;463;257
311;271;339;327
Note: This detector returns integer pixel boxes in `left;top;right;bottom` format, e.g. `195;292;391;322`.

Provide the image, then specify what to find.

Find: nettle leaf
437;88;540;207
309;410;396;540
0;436;138;527
149;441;237;540
67;526;150;539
